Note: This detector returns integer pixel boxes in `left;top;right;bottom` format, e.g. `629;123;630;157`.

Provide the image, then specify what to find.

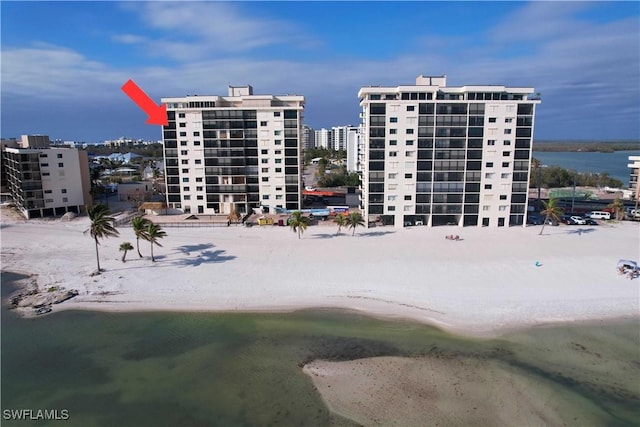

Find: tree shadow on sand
170;250;236;267
176;243;215;255
312;233;341;239
566;228;597;235
357;230;396;237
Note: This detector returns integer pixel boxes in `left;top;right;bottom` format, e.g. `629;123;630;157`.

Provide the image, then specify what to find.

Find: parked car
560;215;576;225
570;216;586;225
589;211;611;220
584;218;598;225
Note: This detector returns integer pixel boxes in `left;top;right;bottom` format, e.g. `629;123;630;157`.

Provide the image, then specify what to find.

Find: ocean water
532;150;640;184
1;272;639;426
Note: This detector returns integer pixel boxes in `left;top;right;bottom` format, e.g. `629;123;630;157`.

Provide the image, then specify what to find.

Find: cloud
114;2;317;61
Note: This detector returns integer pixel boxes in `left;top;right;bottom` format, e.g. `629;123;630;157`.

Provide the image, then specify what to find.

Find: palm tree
288;211;310;239
607;197;626;221
131;216;151;257
119;242;134;263
334;214;346;235
84;204;119;273
539;198;563;236
345;212;365;236
145;221;167;262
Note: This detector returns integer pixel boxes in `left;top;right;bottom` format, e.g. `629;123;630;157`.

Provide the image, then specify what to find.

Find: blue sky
1;1;639;142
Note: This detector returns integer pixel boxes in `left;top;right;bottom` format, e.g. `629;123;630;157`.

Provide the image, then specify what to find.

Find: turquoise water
2;272;639;426
532;150;640;184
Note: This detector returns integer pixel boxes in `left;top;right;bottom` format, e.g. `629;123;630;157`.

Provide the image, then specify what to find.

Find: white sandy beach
1;209;638;336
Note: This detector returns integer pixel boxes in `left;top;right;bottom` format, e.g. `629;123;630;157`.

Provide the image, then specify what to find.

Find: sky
1;1;639;142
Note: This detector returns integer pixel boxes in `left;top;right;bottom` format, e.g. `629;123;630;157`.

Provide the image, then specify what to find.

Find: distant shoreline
533;141;639;152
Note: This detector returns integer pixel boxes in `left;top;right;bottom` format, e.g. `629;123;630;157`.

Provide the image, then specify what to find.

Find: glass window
486;162;494;167
390;117;398;123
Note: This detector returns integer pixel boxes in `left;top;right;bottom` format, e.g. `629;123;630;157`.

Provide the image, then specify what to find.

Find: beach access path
1;210;638;337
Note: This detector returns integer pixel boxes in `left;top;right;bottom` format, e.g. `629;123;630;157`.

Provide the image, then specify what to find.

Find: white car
570;216;586;225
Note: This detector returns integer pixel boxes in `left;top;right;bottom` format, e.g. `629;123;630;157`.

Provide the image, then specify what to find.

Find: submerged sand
303;355;607;426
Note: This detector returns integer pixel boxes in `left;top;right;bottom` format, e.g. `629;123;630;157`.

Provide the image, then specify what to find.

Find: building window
275;140;282;145
196;186;203;191
181;160;189;165
503;140;511;146
404;195;412;200
274;112;281;117
275;167;282;172
499;205;507;211
504;129;512;134
41;163;49;167
484;184;492;189
179;123;186;127
274;130;281;136
388;173;397;179
180;141;187;146
404;205;412;212
193;131;200;136
261;149;268;154
180;132;187;137
505;117;513;123
404;173;412;179
181;150;188;155
406;129;414;134
275;195;283;200
57;153;63;158
388;195;397;201
406;140;414;146
406;151;415;157
260;121;268;126
390;117;398;123
58;163;64;167
483;205;490;211
197;195;203;200
261;159;268;164
389;140;397;146
262;195;269;200
178;113;185;118
485;173;494;179
499;195;507;200
182;177;189;183
196;177;203;182
488;140;496;146
184;195;191;201
407;106;415;111
44;190;52;194
39;154;48;158
275;158;282;164
390;129;397;134
194;141;201;146
488;117;497;123
183;186;189;191
182;168;189;173
389;151;398;157
502;162;510;167
262;168;269;173
275;150;282;155
62;197;68;203
195;159;202;164
501;173;510;179
503;151;511;156
61;189;67;193
276;187;283;191
388;206;396;211
486;162;494;167
261;177;269;182
42;172;50;176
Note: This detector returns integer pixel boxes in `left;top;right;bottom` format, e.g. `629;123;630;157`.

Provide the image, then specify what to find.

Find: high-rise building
161;86;305;215
301;125;315;151
358;75;541;228
314;128;330;149
2;135;92;218
345;127;361;173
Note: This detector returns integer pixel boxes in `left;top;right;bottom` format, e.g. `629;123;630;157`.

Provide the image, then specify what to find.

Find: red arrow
121;79;168;126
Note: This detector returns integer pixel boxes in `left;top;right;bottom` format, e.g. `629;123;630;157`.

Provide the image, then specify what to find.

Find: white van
589;211;611;220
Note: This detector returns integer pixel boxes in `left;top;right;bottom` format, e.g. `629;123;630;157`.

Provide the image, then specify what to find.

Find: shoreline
1;215;639;338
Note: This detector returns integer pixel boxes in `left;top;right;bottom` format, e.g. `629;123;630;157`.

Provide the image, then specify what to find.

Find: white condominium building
359;75;541;228
3;135;92;219
161;86;305;215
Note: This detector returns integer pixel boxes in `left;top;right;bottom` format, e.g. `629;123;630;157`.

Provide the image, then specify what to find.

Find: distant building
301;125;315;151
2;135;92;218
358;75;541;227
314;128;330;149
628;155;640;197
346;127;362;173
161;85;304;215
